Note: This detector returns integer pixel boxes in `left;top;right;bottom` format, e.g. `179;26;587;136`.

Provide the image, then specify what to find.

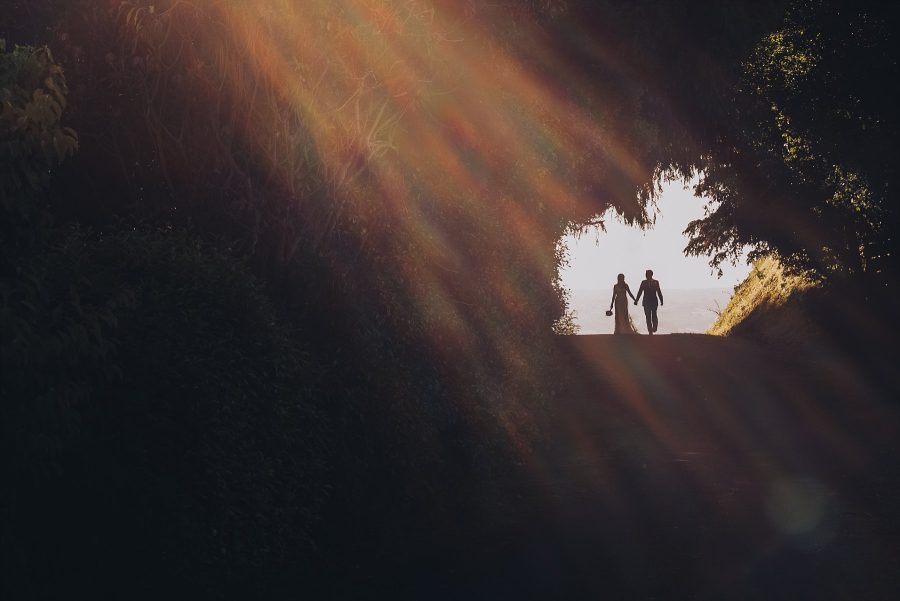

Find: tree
1;42;328;597
0;41;77;249
685;0;897;287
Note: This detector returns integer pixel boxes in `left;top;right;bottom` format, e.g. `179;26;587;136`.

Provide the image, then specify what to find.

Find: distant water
568;288;734;335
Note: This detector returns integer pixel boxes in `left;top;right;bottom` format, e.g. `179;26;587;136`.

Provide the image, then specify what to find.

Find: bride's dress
613;283;637;334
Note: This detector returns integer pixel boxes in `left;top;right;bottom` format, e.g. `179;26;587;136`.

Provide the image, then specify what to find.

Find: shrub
0;226;329;598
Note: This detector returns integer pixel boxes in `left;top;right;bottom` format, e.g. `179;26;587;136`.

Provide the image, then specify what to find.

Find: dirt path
398;334;900;600
328;334;900;600
524;334;900;599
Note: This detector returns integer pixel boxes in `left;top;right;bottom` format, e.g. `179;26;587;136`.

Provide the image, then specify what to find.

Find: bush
0;226;329;598
0;41;77;247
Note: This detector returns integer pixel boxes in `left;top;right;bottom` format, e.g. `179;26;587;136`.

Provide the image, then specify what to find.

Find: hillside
707;256;820;343
707;255;896;391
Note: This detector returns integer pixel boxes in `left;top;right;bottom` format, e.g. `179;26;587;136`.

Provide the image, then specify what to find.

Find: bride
609;273;638;335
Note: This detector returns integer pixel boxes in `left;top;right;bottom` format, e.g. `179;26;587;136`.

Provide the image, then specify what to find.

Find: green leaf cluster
0;43;77;231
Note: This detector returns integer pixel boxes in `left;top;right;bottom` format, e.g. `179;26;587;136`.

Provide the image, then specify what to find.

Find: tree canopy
685;0;897;283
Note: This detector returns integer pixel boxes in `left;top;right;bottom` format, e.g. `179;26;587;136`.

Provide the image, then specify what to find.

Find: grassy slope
707;255;822;346
707;254;897;396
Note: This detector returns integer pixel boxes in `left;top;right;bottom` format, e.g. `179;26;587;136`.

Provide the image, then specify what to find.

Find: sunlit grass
707;255;818;338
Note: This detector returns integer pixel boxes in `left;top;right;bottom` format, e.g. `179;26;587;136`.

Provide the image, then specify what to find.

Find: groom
634;269;664;334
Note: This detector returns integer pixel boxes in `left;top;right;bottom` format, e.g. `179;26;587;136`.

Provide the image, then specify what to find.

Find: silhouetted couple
609;270;664;335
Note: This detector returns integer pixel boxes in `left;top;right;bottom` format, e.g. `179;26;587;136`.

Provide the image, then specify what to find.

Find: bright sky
560;181;752;291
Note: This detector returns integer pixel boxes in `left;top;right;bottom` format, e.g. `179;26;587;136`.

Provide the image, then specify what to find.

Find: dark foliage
684;0;898;288
2;40;327;598
1;225;329;598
